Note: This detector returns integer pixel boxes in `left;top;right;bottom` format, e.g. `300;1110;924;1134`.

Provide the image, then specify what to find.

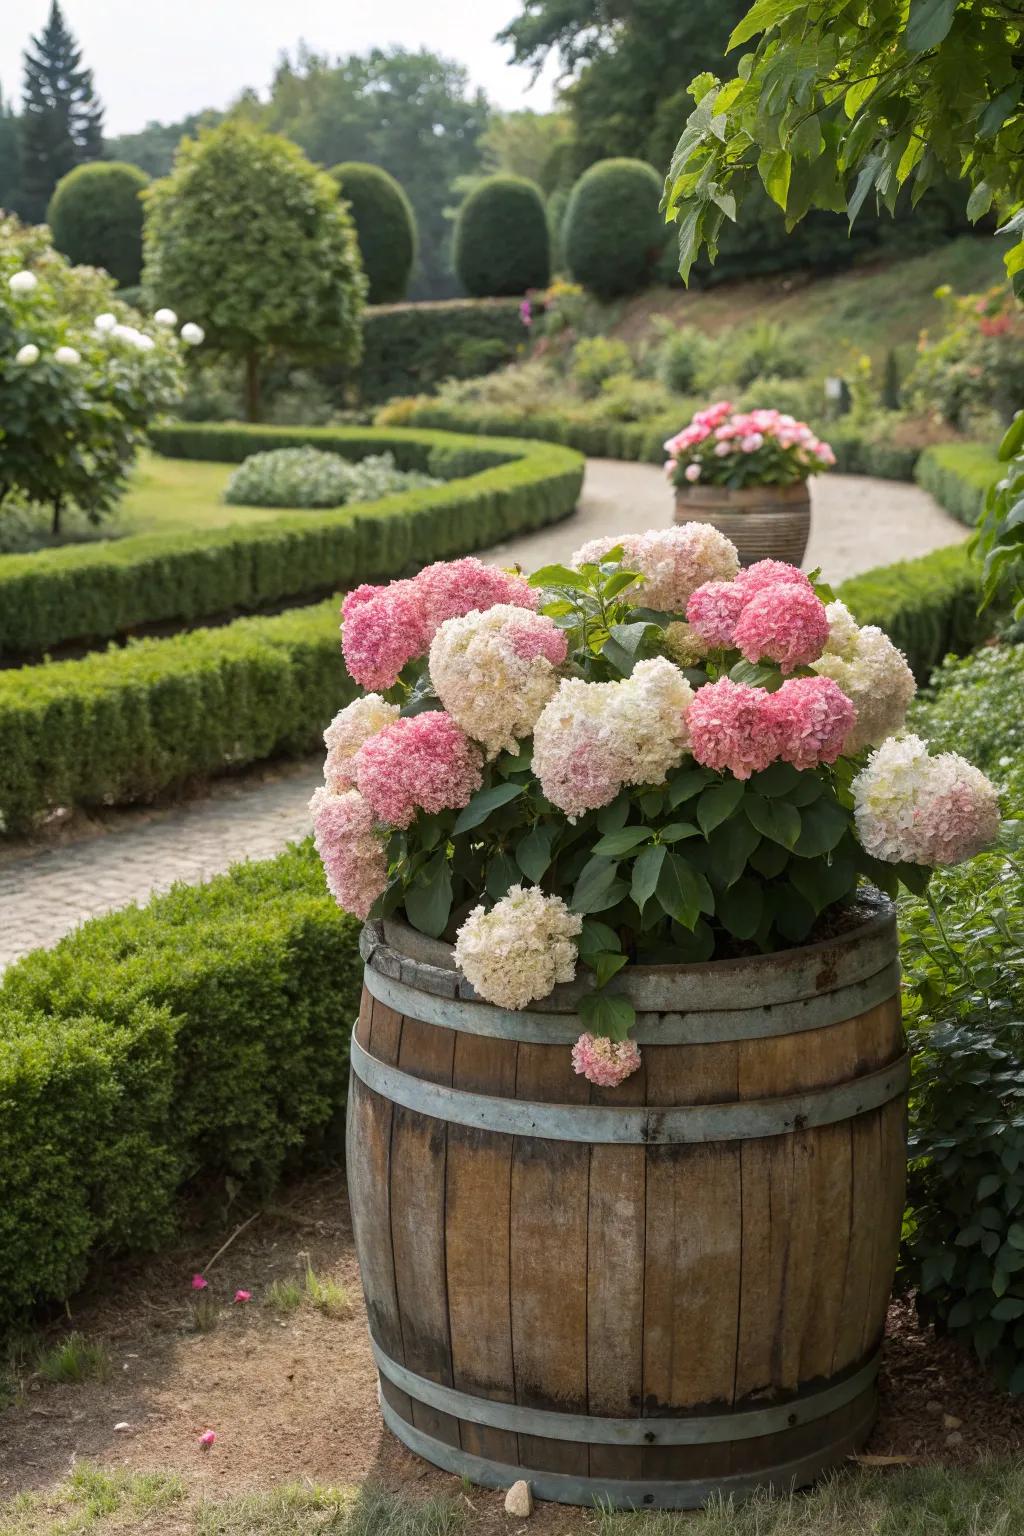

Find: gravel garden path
0;461;967;972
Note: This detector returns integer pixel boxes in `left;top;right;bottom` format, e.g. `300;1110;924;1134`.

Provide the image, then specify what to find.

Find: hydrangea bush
311;527;999;1086
0;215;196;534
665;400;836;490
223;446;441;510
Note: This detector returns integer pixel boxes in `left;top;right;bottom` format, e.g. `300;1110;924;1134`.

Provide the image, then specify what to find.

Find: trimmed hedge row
358;299;526;403
914;441;1000;527
0;841;361;1332
2;537;989;834
0;425;584;659
394;401;925;482
837;543;987;682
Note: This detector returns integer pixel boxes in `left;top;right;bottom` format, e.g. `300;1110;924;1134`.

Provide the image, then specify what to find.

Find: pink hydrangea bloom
687;678;781;779
505;616;568;665
341;578;430;691
415;557;537;632
732;582;829;673
916;769;1001;865
735;560;813;599
686;580;748;647
310;786;389;917
571;1032;642;1087
353;711;483;828
684;462;701;483
766;676;856;770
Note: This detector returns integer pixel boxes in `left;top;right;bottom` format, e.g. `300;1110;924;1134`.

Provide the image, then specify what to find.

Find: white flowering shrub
223;447;441;510
0;215;190;535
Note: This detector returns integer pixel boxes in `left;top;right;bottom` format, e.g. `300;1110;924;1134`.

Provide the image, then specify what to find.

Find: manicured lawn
116;451;285;534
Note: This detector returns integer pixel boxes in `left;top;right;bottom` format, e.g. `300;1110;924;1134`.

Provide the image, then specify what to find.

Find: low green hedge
0;840;361;1332
358;298;526;402
0;599;349;834
914;441;1000;527
836;542;988;682
0;425;584;659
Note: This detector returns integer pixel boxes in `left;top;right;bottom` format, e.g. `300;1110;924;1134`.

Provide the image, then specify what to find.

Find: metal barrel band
349;1031;910;1145
379;1392;876;1511
363;960;900;1047
371;1339;880;1446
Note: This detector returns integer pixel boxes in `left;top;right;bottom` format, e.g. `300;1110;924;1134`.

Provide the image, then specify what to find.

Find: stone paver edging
0;461;967;972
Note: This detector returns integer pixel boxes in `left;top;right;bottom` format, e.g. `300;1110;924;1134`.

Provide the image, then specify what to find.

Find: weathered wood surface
347;913;906;1503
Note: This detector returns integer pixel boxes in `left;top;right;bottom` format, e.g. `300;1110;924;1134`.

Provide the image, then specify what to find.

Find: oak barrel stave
347;901;906;1507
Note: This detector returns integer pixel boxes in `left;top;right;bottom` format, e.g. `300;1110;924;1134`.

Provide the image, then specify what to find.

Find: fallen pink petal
199;1429;216;1449
191;1274;208;1290
233;1289;252;1303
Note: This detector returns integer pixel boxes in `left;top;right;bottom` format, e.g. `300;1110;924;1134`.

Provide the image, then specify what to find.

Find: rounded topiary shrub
330;162;417;304
47;161;150;287
454;176;550;298
564;158;665;301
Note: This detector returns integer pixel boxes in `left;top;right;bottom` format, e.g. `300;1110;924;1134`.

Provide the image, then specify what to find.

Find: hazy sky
2;0;561;134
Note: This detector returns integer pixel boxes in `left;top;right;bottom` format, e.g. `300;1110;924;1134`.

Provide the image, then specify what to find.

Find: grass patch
304;1266;352;1319
0;1465;184;1536
597;1462;1024;1536
265;1278;303;1316
35;1334;110;1386
118;452;282;535
192;1484;465;1536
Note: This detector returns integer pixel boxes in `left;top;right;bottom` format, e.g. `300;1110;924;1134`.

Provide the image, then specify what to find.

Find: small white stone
114;1421;130;1432
943;1413;962;1430
504;1479;533;1518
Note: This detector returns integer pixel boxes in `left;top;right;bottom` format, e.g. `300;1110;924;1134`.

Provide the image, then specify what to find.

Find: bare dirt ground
1;1172;1022;1535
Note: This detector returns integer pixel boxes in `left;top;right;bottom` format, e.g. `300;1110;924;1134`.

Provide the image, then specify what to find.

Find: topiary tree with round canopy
47;161;150;287
564;158;665;300
454;175;550;297
143;120;366;421
329;162;417;304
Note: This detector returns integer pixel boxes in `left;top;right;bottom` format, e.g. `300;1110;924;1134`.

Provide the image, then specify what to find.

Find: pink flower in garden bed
686;580;748;648
310;786;388;917
732;582;829;673
687;677;780;780
767;676;856;770
572;1032;642;1087
353;711;483;828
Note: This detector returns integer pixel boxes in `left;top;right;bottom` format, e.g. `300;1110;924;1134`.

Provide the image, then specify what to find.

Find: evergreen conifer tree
21;1;103;221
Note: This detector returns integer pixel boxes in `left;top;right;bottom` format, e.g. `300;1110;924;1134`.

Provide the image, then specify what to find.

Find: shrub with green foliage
357;297;525;402
0;425;584;658
651;319;713;395
330;162;417;305
569;336;634;398
0;840;361;1330
453;175;551;298
223;447;439;509
46;161;149;288
564;159;665;300
916;441;1000;528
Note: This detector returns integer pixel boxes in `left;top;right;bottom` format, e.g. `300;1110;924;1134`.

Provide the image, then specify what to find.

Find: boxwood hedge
837;542;988;682
914;441;1000;527
0;425;584;659
0;841;361;1332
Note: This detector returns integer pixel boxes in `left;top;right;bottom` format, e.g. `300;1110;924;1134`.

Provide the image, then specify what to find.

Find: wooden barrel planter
675;482;811;567
346;895;907;1510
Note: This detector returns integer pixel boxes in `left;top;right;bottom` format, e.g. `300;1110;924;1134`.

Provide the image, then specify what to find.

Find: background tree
479;109;574;189
20;1;104;223
664;0;1023;286
260;47;489;297
48;161;149;287
330;162;416;304
143;121;365;421
0;89;22;214
106;112;222;178
454;174;550;296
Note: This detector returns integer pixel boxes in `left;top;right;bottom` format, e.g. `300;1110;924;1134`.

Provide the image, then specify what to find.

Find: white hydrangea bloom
135;333;155;351
15;343;39;365
571;524;738;613
322;693;399;793
8;270;37;294
455;885;582;1009
428;604;567;757
813;623;916;752
153;307;178;327
821;599;861;660
852;734;999;865
532;656;694;818
54;345;81;365
181;321;205;345
94;312;117;333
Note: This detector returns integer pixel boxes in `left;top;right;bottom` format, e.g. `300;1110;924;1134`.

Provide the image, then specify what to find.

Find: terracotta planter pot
675;481;812;567
347;896;907;1509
